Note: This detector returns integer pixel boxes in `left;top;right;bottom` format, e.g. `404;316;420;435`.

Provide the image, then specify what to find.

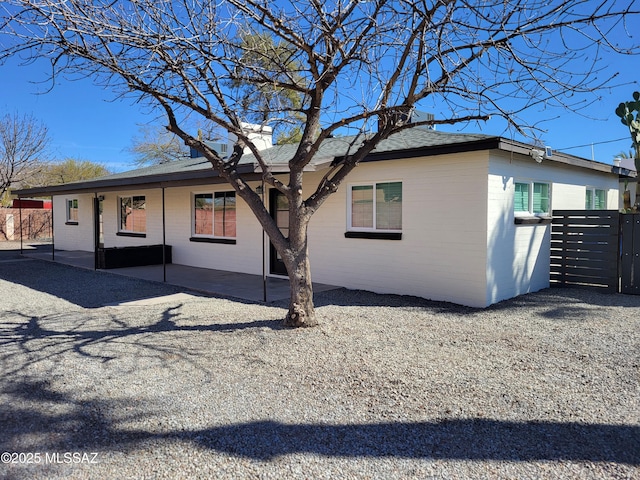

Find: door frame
268;188;288;276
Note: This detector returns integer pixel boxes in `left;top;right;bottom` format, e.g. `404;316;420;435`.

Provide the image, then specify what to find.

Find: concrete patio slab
20;245;338;303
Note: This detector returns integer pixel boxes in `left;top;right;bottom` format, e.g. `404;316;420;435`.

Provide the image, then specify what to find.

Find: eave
13;163;259;197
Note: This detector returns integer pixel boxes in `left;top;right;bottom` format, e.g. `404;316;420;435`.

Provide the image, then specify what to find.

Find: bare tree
1;1;638;326
0;112;50;204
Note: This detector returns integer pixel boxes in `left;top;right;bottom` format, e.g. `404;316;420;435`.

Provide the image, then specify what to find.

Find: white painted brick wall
53;194;94;251
306;154;491;307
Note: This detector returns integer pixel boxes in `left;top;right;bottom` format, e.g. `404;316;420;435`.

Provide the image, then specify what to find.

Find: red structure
11;198;52;209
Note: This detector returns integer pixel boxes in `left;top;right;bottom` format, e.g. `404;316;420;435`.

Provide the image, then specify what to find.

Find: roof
14;127;621;196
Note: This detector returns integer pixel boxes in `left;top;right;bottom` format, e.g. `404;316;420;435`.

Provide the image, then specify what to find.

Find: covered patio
20;244;338;303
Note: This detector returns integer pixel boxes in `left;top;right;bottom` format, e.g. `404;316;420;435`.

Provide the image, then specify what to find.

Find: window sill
116;231;147;238
65;221;79;226
514;216;552;225
344;231;402;240
189;236;236;245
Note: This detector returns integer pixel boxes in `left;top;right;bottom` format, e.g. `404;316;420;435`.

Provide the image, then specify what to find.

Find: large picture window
193;192;236;239
119;196;146;233
349;181;402;231
514;181;550;216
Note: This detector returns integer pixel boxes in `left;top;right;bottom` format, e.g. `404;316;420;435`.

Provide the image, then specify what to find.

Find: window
66;199;78;224
119;196;146;233
586;188;606;210
348;181;402;232
514;181;550;216
192;191;236;241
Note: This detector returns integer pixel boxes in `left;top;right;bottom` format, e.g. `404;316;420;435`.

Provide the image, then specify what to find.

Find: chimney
228;123;273;154
378;110;436;131
189;123;273;159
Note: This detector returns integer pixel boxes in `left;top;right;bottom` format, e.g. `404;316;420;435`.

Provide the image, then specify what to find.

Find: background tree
0;112;50;205
615;150;635;160
2;1;638;326
229;32;306;145
30;159;111;186
128;125;188;166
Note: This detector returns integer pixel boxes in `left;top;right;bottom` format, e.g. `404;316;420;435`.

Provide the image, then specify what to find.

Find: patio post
51;196;55;261
162;186;167;283
261;179;267;302
18;195;23;254
93;193;99;270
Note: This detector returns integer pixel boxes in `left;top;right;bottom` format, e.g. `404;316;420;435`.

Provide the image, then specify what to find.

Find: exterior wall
101;189;164;248
305;153;491;307
162;184;264;275
89;187;264;275
53;194;95;251
486;152;620;305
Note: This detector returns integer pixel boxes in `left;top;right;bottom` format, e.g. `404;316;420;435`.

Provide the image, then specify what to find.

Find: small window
193;191;236;238
586;188;606;210
514;183;530;213
119;196;146;233
514;181;550;216
533;182;550;214
66;199;78;224
348;181;402;231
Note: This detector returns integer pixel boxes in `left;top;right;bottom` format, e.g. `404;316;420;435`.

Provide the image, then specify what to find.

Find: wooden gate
550;210;620;292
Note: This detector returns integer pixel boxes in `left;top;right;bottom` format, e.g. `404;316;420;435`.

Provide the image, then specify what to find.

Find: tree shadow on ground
1;379;638;465
0;259;185;308
0;305;284;378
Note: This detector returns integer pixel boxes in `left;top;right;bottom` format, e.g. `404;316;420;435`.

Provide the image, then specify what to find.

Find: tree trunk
282;188;317;327
283;252;317;328
624;190;632;210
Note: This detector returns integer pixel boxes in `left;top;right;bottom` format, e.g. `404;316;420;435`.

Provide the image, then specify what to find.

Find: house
14;126;623;307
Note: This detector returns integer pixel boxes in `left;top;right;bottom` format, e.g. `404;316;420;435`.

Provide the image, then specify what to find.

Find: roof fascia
497;138;619;176
13;164;257;196
332;137;503;164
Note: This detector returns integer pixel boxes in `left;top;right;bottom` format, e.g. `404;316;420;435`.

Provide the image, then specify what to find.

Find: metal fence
620;213;640;294
550;210;620;292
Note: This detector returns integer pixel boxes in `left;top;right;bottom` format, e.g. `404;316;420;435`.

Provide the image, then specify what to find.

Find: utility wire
558;137;629;151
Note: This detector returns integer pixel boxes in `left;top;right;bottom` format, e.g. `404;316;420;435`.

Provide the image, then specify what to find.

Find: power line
558;137;629;151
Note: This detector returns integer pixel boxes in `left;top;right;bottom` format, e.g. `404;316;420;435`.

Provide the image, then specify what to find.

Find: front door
269;189;288;276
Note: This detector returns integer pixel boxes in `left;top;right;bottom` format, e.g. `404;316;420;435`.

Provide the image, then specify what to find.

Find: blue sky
0;38;638;173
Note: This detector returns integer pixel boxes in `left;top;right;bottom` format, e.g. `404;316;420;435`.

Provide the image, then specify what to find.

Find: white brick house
16;127;622;307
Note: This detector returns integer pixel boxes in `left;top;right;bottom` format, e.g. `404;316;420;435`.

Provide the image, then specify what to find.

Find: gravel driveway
0;252;638;479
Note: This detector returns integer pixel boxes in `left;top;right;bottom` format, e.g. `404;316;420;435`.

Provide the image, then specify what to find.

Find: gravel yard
0;251;638;479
